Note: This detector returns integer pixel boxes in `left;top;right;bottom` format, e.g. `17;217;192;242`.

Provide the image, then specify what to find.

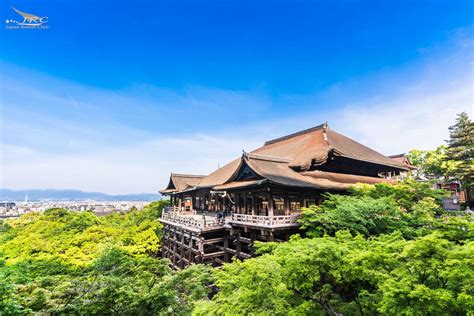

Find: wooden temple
159;123;408;268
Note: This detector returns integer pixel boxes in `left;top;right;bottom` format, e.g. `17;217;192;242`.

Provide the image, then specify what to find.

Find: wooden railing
161;208;301;229
230;213;301;227
161;211;225;230
163;206;179;213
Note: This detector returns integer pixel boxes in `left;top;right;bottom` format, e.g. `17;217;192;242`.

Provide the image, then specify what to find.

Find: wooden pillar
243;194;247;214
250;230;257;256
224;237;230;262
284;193;290;215
252;195;257;216
188;233;194;263
172;229;177;266
268;231;274;242
180;229;185;268
236;231;242;258
233;193;238;213
240;193;243;214
268;192;274;217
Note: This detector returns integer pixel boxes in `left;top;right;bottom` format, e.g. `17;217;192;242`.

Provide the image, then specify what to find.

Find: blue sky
0;0;473;194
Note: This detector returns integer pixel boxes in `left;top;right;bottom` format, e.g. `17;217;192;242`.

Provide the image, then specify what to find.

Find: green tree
0;200;213;315
445;112;474;195
409;146;458;180
197;230;473;316
378;234;474;315
300;181;444;238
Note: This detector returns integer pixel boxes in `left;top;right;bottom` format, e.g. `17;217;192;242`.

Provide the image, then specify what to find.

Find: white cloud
333;78;473;154
0;135;262;194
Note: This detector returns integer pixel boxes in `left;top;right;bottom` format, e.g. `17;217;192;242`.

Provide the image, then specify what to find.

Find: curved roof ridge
245;152;291;163
264;122;328;145
171;173;206;178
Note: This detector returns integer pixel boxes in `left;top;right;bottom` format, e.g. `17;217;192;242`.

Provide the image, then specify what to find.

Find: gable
234;163;262;181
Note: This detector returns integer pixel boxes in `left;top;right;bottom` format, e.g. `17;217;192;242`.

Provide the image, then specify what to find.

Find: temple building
159;123;408;268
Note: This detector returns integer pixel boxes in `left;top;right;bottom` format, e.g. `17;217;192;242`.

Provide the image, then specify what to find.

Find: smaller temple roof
159;173;205;194
197;158;242;188
388;153;417;170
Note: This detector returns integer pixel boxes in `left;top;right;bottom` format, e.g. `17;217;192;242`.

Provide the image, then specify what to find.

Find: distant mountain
0;189;161;202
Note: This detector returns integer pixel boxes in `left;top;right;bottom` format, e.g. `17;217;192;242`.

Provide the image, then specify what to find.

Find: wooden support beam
202;237;226;245
239;252;251;259
202;251;225;259
217;245;236;254
215;258;225;264
238;236;252;243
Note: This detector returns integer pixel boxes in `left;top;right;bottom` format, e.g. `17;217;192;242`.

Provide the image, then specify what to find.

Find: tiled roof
159;173;205;194
160;123;407;194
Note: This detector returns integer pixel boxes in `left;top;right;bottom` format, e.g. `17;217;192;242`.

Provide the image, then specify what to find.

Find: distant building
0;202;16;211
159;123;409;268
387;153;417;180
436;180;464;211
388;153;470;211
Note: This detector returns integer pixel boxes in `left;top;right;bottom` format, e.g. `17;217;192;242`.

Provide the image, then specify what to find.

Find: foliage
349;180;446;210
409;146;458;180
445;112;474;190
409;112;473;204
0;205;162;269
300;181;445;238
198;230;474;315
0;201;213;315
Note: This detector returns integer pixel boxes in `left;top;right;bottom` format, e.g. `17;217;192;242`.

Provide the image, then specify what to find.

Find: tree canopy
0;201;213;315
445;112;474;190
409;146;458;180
197;181;474;315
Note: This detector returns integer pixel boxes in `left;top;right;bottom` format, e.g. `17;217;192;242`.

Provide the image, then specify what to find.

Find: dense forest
1;181;473;315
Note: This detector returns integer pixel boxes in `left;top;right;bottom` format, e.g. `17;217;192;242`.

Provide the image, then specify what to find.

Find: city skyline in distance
0;188;160;202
